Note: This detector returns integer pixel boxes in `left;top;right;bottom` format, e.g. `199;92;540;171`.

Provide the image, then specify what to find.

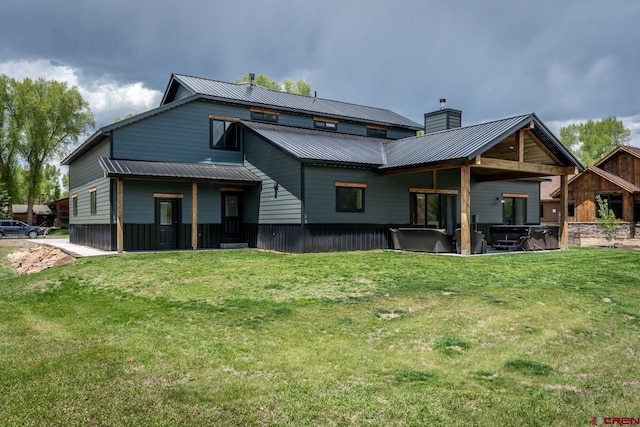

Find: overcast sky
1;0;639;151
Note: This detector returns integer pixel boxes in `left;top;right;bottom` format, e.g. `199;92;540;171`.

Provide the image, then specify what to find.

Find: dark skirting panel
256;224;404;253
70;224;113;251
122;223;255;251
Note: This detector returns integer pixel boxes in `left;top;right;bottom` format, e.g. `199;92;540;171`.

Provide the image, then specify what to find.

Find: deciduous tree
0;75;20;216
560;116;631;165
236;73;312;96
12;78;94;224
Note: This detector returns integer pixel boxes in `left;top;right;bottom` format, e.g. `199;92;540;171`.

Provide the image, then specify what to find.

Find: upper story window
250;107;279;123
314;117;338;131
209;115;241;150
366;125;387;138
335;182;366;213
72;194;78;216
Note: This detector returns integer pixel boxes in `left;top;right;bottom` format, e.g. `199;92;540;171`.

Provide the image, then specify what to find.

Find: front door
222;192;242;242
157;199;179;250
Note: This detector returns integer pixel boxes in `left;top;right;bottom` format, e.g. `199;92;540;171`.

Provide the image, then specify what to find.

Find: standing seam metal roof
169;74;422;129
98;157;260;183
242;121;387;166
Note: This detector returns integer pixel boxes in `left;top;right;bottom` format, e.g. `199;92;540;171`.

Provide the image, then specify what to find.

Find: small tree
594;195;619;247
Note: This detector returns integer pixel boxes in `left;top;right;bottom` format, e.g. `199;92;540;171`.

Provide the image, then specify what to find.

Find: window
210;118;240;150
367;125;387;138
411;192;457;235
90;188;97;215
314;117;338;131
595;194;623;219
568;202;575;217
72;194;78;216
250;107;279;123
335;182;366;213
502;194;527;225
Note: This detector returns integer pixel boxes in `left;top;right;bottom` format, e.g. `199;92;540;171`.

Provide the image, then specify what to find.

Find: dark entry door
157;199;179;250
222;192;242;242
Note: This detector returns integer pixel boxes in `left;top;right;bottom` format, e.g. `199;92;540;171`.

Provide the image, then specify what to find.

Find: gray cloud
1;0;639;142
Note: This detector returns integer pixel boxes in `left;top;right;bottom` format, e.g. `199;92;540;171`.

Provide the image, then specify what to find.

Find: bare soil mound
8;245;76;275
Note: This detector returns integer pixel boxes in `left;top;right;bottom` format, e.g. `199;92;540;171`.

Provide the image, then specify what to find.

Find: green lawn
1;244;638;426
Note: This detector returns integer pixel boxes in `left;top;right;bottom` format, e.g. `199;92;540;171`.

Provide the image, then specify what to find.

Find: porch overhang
99;157;261;186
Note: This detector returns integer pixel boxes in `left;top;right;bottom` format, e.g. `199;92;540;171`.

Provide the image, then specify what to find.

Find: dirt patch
7;245;76;275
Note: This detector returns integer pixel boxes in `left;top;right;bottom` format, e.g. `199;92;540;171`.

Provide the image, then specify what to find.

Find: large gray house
62;73;582;254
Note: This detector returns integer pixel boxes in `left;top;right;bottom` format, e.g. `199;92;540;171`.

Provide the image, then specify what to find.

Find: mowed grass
0;243;639;426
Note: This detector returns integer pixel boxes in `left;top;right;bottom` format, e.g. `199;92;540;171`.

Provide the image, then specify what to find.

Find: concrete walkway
27;237;116;257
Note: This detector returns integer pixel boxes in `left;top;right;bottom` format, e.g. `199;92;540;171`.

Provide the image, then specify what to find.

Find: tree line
0;75;94;224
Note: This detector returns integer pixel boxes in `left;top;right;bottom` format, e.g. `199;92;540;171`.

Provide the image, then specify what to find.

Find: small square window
336;186;365;213
210;119;240;150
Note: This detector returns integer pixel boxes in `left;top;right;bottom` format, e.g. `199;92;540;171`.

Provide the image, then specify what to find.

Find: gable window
72;194;78;216
568;202;575;217
595;194;623;219
366;125;387;138
89;188;97;215
502;193;528;225
209;115;240;150
314;117;338;131
410;189;457;235
250;107;279;123
335;182;366;213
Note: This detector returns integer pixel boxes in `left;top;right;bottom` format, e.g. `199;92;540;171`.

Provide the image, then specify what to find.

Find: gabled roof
242;121;386;167
243;112;583;172
98;157;260;184
549;165;640;198
162;73;422;130
381;113;583;171
594;145;640;168
12;204;53;215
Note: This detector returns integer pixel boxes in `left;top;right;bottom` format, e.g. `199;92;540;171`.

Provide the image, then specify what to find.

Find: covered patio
381;113;583;255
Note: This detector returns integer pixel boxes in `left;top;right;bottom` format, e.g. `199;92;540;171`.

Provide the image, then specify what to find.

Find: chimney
424;99;462;134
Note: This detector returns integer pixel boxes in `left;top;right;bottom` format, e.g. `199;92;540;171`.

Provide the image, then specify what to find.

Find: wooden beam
516;130;525;162
335;181;367;188
560;175;569;249
409;188;458;194
432;170;437;189
153;193;184;199
191;182;198;251
472;156;577;176
117;178;123;253
460;165;471;255
379;161;466;176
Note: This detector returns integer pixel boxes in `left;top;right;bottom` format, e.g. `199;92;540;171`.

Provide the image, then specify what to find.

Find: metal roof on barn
163;74;422;130
98;157;260;184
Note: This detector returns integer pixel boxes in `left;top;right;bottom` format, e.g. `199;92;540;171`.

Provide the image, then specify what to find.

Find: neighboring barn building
11;204;54;226
550;146;640;241
62;73;582;254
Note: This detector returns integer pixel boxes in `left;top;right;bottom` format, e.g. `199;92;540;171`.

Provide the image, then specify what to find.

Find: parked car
0;220;45;239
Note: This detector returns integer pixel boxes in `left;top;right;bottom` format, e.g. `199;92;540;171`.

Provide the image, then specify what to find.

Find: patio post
559;174;569;249
117;178;123;253
460;164;471;255
191;181;198;250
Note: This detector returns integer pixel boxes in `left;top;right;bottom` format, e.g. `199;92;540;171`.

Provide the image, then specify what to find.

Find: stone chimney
424;99;462;133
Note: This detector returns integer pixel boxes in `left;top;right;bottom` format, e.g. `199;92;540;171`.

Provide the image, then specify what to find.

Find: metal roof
11;204;53;215
381;113;583;171
165;74;422;130
98;157;260;184
242;121;386;166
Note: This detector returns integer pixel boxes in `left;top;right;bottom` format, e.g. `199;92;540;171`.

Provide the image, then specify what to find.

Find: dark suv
0;220;45;239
